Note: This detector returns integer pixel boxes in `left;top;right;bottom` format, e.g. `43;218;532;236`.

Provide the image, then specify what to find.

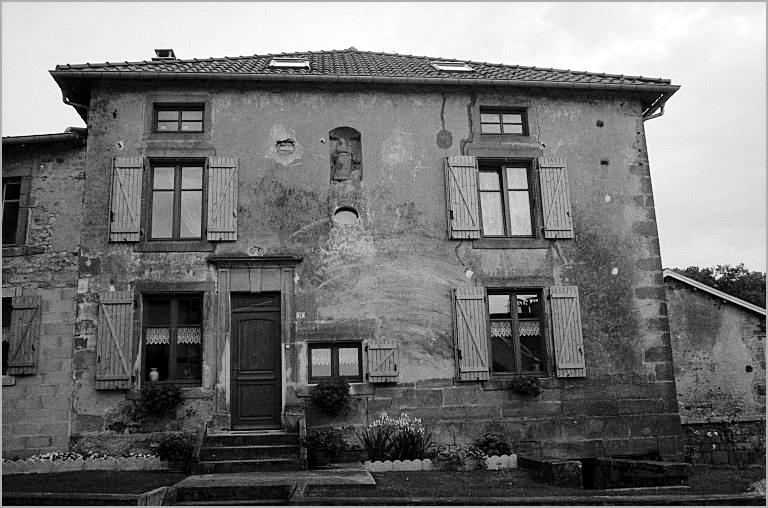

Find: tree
671;264;766;308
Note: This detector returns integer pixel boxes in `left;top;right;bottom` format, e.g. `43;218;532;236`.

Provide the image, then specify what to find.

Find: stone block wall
682;417;765;466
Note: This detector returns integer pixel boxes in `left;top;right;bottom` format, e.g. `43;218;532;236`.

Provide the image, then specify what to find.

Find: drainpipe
62;93;88;119
643;93;668;122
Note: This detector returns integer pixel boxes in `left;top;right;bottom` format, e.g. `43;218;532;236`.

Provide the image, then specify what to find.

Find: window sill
297;382;373;397
2;375;16;387
2;246;46;257
472;238;551;249
134;240;215;252
482;376;546;391
126;386;212;400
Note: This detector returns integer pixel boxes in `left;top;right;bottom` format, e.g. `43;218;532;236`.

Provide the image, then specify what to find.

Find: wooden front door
231;293;282;429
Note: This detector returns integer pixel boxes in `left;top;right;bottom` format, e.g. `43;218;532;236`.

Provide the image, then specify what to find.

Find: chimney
153;49;176;60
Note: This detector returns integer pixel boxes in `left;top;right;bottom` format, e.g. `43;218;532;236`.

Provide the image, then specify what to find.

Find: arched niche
329;127;362;181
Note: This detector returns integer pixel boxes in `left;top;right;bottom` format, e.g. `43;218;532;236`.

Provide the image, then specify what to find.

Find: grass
2;471;189;494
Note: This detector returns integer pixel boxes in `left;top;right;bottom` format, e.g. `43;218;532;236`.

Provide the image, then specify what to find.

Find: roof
663;269;766;316
50;49;679;122
2;127;87;146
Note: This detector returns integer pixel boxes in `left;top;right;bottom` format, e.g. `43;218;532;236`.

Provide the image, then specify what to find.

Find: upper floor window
2;178;22;245
480;108;528;135
488;290;546;375
149;160;204;240
144;294;203;383
154;105;204;133
479;162;534;237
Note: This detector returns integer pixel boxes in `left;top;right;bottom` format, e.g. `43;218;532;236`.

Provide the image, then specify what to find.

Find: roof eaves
663;269;766;316
2;131;86;146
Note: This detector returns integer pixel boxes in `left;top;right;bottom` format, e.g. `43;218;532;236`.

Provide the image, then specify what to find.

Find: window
431;61;475;72
2;297;11;375
269;57;310;69
3;178;22;245
308;342;362;383
488;290;546;375
480;108;527;135
149;160;204;240
479;162;535;237
144;295;203;383
154;105;204;132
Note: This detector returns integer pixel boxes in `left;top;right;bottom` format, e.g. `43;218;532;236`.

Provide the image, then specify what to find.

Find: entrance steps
192;430;304;475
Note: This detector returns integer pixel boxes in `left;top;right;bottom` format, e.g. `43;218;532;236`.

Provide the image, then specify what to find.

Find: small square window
154;105;204;133
488;289;546;375
308;342;362;382
480;108;528;135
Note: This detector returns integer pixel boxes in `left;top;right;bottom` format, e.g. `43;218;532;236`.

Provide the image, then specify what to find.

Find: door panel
231;296;281;429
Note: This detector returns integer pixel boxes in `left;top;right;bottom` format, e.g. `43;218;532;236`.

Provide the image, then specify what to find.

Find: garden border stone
2;456;165;475
363;454;517;472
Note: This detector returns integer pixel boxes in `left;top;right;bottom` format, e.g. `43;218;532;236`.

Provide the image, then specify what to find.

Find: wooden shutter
538;157;574;239
95;291;134;390
207;156;238;241
108;157;143;242
367;339;399;383
453;287;490;381
6;295;41;375
550;286;586;377
445;156;481;239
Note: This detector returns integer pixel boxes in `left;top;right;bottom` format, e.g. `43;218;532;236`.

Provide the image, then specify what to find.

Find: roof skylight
269;57;311;69
431;61;475;72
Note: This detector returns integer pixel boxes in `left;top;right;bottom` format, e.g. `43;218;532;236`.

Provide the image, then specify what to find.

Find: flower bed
2;451;166;475
363;454;517;472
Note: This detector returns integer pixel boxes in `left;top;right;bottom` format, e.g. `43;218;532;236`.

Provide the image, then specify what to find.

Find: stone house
5;49;682;462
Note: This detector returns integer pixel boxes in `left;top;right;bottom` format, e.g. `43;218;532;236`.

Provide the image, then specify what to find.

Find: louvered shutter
207;156;238;241
538;158;574;239
453;287;490;381
6;296;41;375
445;156;481;239
367;339;399;383
550;286;586;377
95;291;134;390
108;157;143;242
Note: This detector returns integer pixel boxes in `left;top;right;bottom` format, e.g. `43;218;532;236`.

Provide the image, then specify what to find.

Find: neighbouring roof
50;49;679;122
2;127;87;146
663;269;766;316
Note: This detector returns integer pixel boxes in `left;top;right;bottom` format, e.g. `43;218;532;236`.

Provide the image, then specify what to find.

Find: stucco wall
68;81;680;459
2;139;85;458
666;277;766;419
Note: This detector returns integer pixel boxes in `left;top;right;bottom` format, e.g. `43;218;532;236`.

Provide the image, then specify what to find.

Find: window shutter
108;157;143;242
367;339;399;383
538;157;574;239
445;156;481;239
550;286;586;377
207;156;238;241
6;295;41;375
96;291;134;390
453;287;490;381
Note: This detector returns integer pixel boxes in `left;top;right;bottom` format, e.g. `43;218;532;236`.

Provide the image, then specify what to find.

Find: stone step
204;431;298;447
200;444;299;461
192;458;304;474
175;484;294;503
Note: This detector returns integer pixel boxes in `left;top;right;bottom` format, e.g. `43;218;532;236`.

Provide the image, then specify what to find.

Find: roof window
269;57;311;69
431;61;475;72
153;49;176;60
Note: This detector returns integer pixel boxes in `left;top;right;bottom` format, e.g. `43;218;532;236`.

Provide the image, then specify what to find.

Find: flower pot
149;368;160;382
308;450;330;468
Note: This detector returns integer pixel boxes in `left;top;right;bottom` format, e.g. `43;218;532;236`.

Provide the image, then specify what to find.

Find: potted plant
309;377;351;416
303;427;344;468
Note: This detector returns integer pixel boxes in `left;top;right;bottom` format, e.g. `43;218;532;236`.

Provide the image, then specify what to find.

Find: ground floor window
488;289;546;374
308;342;362;383
144;294;203;383
2;297;11;375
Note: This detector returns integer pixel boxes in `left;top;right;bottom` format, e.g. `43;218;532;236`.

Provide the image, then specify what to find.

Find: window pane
2;298;12;329
146;343;169;381
181;167;202;189
4;181;21;200
501;114;522;124
2;202;19;244
181;110;203;121
338;347;360;377
517;294;540;318
311;348;332;378
506;167;529;189
145;299;171;326
503;124;524;134
157;110;179;121
480;191;504;236
507;191;532;236
520;326;544;372
481;123;502;134
491;335;516;373
488;294;511;317
480;113;499;123
176;342;202;381
181;121;203;132
157;121;179;132
153;167;175;189
479;171;501;191
177;299;202;325
151;191;174;238
180;191;202;238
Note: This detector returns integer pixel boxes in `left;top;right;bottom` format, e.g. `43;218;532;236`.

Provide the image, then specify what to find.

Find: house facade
4;49;682;460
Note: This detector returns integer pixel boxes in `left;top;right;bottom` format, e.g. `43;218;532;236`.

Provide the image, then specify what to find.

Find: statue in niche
329;127;362;181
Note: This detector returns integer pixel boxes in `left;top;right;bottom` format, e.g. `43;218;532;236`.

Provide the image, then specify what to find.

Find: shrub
139;382;183;417
509;376;542;396
357;412;433;461
303;427;345;458
156;433;196;463
309;377;351;416
357;421;396;461
473;432;512;456
433;443;487;471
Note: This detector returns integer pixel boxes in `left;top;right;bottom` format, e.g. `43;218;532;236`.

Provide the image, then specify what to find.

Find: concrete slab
175;462;375;489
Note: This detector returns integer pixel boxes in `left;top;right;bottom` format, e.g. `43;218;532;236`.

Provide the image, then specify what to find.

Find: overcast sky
2;2;765;271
